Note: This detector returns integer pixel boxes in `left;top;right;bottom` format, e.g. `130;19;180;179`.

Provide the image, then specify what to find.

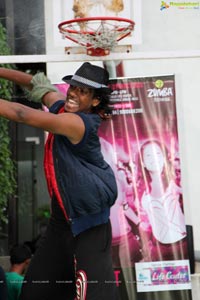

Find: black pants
20;219;119;300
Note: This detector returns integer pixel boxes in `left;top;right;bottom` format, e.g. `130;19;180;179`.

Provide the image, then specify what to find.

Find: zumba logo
147;79;173;98
147;87;173;98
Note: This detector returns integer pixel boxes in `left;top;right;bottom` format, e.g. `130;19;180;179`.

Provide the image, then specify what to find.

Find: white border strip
1;50;200;64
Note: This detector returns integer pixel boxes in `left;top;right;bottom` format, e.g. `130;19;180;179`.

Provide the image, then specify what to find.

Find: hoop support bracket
64;45;133;56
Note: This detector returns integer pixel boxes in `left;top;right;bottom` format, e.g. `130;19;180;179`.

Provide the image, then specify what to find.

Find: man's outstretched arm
0;67;65;108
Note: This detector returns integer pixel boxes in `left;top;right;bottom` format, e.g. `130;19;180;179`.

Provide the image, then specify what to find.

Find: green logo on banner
155;80;164;88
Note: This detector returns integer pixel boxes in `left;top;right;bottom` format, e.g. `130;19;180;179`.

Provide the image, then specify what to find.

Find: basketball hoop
58;17;135;56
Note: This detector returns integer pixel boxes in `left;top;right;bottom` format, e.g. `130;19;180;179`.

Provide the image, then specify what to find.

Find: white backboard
45;0;142;55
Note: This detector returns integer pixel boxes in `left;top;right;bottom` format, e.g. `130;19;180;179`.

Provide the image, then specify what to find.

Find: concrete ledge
191;273;200;300
195;261;200;273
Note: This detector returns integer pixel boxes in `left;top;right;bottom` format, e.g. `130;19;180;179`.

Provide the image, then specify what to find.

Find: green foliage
36;204;50;222
0;22;16;224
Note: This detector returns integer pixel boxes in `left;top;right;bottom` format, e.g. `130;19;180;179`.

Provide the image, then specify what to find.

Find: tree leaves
0;22;16;224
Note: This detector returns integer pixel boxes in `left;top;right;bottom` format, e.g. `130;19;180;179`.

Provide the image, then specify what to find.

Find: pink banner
98;75;190;297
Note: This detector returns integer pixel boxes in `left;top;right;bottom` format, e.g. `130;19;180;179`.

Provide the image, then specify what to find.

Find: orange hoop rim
58;16;135;40
58;16;135;56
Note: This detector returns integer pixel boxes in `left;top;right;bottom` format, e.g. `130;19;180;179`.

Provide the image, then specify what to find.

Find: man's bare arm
0;68;65;108
0;99;85;144
0;67;33;89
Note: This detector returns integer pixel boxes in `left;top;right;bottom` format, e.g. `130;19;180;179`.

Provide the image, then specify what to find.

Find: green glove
24;72;58;103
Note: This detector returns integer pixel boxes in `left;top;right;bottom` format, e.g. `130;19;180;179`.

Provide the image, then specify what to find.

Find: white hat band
72;74;108;88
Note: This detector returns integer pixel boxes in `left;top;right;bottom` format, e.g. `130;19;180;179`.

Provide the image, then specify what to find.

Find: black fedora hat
62;62;110;90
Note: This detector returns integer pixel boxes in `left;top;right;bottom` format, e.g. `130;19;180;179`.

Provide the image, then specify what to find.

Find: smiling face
64;85;100;113
142;142;165;174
